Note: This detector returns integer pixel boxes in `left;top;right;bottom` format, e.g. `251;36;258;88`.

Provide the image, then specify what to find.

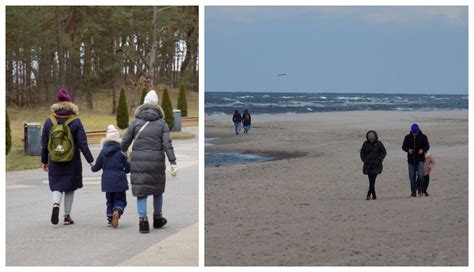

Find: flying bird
277;73;288;77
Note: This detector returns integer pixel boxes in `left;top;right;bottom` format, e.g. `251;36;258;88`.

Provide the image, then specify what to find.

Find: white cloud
206;6;467;27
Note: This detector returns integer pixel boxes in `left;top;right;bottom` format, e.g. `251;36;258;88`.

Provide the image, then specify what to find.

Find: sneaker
153;214;168;229
411;194;417;198
111;209;120;228
107;217;112;227
424;192;429;197
64;215;74;225
139;217;150;233
51;203;60;225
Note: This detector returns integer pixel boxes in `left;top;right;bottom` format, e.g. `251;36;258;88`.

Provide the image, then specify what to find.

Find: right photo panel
204;6;468;266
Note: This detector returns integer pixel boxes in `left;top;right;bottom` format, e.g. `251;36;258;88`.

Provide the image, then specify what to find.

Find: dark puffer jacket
41;102;94;192
91;139;130;193
120;104;177;197
232;112;242;123
360;130;387;176
242;112;251;126
402;131;430;164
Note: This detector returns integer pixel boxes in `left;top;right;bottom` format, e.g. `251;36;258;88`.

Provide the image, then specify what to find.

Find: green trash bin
24;122;41;156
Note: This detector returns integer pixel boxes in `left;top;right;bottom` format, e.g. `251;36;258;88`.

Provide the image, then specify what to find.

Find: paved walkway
6;127;198;266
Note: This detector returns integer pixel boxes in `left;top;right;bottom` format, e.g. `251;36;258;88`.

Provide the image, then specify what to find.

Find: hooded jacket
120;104;176;197
91;139;130;192
360;130;387;176
402;131;430;164
41;102;94;192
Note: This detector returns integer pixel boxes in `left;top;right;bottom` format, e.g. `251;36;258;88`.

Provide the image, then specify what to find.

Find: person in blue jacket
41;89;94;226
92;125;130;228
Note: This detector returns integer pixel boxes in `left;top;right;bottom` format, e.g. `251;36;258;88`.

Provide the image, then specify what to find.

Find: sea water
205;92;467;115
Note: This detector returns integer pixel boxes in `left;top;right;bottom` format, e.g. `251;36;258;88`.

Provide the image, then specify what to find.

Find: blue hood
102;141;121;157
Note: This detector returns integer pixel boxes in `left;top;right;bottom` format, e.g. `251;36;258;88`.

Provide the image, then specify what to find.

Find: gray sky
205;6;468;94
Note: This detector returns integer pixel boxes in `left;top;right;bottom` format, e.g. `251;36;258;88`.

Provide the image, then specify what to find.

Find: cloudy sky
205;6;468;94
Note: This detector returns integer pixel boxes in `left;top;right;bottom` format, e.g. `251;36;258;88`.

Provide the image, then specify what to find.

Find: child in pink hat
91;125;130;228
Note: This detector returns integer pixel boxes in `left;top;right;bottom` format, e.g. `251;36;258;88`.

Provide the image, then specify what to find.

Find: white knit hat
106;125;120;139
144;90;159;106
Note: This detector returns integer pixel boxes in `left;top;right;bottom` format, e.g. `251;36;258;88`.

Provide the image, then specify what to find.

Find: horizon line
205;90;468;96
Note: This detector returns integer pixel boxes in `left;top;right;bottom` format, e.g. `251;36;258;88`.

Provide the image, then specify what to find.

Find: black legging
368;175;377;198
416;174;430;193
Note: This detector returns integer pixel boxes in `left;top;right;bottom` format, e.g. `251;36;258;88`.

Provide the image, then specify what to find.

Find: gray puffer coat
120;104;176;197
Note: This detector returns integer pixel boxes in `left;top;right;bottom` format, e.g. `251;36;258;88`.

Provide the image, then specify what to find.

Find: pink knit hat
106;125;120;139
57;89;72;102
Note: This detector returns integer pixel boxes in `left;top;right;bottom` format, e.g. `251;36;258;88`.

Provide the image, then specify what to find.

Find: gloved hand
170;164;177;177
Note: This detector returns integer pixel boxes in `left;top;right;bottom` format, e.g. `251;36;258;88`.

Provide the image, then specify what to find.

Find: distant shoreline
205;109;469;117
205;91;468;96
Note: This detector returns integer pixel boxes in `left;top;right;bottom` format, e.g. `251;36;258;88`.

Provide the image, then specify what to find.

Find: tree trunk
25;47;33;105
55;7;66;89
148;6;158;85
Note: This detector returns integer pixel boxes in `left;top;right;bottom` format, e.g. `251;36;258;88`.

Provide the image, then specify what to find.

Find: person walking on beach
242;109;252;134
121;90;177;233
360;130;387;200
402;123;430;197
91;125;130;228
416;151;436;197
232;110;242;135
41;89;94;225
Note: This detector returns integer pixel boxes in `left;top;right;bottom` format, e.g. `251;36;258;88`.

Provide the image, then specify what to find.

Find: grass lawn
6;88;198;171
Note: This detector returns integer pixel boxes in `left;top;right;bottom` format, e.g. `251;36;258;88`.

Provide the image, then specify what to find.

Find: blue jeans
408;162;424;195
243;125;251;133
137;194;163;219
106;192;127;217
234;122;241;134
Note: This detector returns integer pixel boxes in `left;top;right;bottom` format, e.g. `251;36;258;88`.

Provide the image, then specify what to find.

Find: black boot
153;214;168;229
366;192;371;200
139;217;149;233
372;192;377;200
51;203;60;225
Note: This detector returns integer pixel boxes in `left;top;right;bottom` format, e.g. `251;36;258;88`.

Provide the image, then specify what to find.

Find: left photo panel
5;6;199;266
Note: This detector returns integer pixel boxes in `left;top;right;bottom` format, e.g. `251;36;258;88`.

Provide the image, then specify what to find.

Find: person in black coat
232;110;242;135
242;109;252;134
402;123;430;197
91;125;130;228
360;130;387;200
41;89;94;225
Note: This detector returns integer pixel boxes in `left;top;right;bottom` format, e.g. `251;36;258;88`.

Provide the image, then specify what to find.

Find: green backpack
48;116;77;162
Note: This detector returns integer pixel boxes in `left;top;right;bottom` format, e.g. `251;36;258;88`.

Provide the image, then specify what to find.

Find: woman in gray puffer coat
121;90;177;233
360;130;387;201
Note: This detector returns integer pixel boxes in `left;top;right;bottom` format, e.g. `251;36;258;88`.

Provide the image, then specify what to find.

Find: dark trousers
367;175;377;198
106;191;127;217
416;174;430;193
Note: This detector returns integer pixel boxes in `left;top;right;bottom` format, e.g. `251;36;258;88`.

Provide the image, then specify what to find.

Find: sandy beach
205;110;468;266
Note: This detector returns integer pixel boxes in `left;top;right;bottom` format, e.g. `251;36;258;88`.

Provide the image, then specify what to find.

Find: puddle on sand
205;152;274;167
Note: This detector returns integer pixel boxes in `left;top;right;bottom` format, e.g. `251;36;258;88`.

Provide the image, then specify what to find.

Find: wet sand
205;110;468;266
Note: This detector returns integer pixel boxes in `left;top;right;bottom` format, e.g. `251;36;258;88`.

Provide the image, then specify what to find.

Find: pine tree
116;87;129;129
161;89;174;130
177;83;188;117
6;110;12;155
140;88;147;105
